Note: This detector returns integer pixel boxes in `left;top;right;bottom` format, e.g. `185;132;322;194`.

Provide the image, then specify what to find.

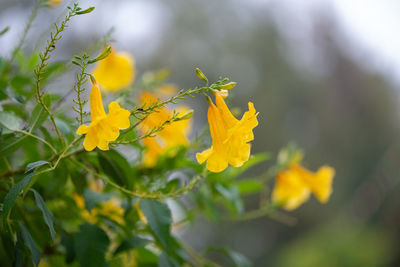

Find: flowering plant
0;2;334;266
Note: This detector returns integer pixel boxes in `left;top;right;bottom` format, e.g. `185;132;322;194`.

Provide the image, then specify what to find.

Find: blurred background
1;0;400;266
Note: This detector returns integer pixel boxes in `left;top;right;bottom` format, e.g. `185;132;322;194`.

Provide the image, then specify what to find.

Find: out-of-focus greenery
1;0;400;266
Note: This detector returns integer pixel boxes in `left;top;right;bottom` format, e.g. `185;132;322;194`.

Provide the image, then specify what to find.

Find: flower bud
88;46;112;64
218;82;236;90
175;109;194;121
195;68;208;84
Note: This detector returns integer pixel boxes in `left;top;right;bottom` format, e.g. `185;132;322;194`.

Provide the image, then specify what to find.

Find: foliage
0;2;335;266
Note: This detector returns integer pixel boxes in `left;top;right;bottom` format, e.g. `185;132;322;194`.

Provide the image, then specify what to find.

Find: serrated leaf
32;189;56;243
18;222;41;267
25;161;49;173
114;235;151;255
74;223;110;267
2;172;34;225
139;200;172;249
0;111;23;131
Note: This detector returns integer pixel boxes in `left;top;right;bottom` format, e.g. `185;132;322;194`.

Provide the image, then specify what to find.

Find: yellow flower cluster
74;47;335;210
196;93;258;173
73;194;125;225
139;92;191;167
272;163;335;210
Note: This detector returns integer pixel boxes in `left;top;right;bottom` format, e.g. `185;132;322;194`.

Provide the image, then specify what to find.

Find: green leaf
0;135;26;156
114;235;151;255
83;188;111;211
98;150;131;187
76;6;95;15
18;222;41;267
215;184;244;214
225;249;252;267
0;26;9;36
74;223;110;267
0;111;23;131
139;200;172;249
25;161;49;173
32;189;56;243
29;104;48;131
235;180;263;195
2;172;34;225
158;252;180;267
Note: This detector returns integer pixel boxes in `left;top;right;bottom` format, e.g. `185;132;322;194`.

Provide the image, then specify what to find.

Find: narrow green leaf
139;200;172;249
29;104;48;131
0;135;26;156
0;26;9;36
18;222;41;267
114;235;151;255
74;223;110;267
83;188;111;211
25;161;49;174
0;111;23;131
32;189;56;243
98;150;131;187
235;180;263;195
158;252;180;267
2;172;34;225
76;7;95;15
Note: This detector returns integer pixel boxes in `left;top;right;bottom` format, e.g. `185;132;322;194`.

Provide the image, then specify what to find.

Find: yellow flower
73;194;124;225
272;164;335;210
92;48;135;92
139;92;191;167
196;94;258;173
76;82;130;151
48;0;62;7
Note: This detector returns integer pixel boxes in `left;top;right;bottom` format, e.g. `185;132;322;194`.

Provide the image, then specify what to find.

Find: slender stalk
15;129;57;154
34;4;80;146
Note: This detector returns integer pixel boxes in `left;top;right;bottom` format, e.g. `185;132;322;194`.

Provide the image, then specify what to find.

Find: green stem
34;4;80;146
15;129;57;154
70;158;205;199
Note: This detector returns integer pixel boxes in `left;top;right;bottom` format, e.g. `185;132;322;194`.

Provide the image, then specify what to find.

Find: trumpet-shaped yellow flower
139;92;191;167
92;48;135;92
196;94;258;173
272;164;335;210
76;82;130;151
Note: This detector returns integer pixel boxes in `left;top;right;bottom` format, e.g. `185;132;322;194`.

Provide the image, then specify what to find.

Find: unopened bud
88;46;112;64
218;82;236;90
195;68;208;84
76;7;95;15
175;109;194;121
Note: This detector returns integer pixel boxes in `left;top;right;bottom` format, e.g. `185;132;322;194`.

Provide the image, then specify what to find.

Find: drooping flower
92;48;135;92
272;163;335;210
76;82;130;151
139;92;191;167
196;93;258;173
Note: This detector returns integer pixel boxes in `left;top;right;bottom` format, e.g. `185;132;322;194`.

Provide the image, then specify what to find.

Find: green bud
88;46;112;64
175;109;194;121
0;26;9;36
195;68;208;84
76;6;95;15
71;60;81;66
218;82;236;90
87;73;96;84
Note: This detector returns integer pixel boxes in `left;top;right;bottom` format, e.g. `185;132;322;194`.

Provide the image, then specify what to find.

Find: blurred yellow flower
196;94;258;173
139;92;191;167
92;48;135;92
48;0;62;7
73;194;124;225
272;164;335;210
76;82;130;151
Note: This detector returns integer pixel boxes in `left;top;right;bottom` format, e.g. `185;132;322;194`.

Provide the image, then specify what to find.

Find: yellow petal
76;124;89;135
108;102;131;129
215;93;238;128
310;166;334;203
90;83;106;121
97;138;110;151
196;147;213;164
83;130;98;151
